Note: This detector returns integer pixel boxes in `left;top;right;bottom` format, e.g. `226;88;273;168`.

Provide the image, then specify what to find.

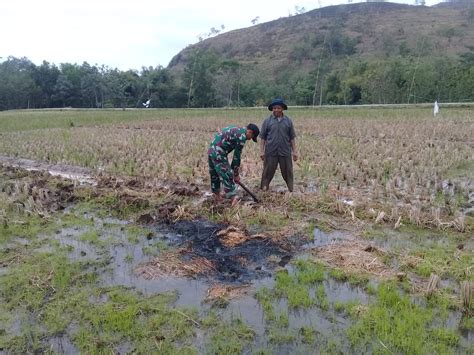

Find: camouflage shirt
208;126;247;169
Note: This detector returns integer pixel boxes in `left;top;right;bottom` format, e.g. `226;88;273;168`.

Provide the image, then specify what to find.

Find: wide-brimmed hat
268;98;288;111
247;123;260;142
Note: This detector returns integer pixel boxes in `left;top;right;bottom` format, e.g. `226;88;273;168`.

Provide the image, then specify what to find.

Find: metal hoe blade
237;181;259;203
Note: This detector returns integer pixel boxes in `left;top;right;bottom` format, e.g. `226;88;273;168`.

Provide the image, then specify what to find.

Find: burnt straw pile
136;220;294;283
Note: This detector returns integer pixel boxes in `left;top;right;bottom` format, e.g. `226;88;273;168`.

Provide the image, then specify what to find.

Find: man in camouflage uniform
208;124;260;203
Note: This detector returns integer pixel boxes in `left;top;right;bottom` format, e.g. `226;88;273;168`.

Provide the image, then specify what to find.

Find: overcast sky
0;0;443;71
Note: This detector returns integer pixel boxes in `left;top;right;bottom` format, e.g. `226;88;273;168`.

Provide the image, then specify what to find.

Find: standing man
208;124;260;204
260;99;298;192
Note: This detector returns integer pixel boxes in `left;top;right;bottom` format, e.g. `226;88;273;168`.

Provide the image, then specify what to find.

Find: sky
0;0;444;71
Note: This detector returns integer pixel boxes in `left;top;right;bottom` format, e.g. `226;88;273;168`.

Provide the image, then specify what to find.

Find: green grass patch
124;225;152;243
299;326;316;344
275;270;313;308
329;268;348;282
460;315;474;331
268;327;296;344
263;260;329;310
409;246;472;281
315;284;329;311
58;210;95;229
294;259;325;285
1;252;93;312
0;109;166;132
255;287;276;321
447;160;474;179
79;229;101;245
0;214;55;244
334;300;364;318
207;318;254;354
348;282;460;354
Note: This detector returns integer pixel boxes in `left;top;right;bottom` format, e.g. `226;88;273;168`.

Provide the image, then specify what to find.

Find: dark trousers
260;155;293;192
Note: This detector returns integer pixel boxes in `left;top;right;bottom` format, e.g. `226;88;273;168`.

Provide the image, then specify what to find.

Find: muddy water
222;277;272;336
376;229;455;251
28;212;471;352
46;218;210;308
305;227;355;248
32;213;369;351
441;179;474;217
46;334;78;354
222;265;371;352
39;215;288;308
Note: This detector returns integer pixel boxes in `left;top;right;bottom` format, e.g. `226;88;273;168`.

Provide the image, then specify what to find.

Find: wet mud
0;155;96;185
0;166;78;213
96;174;202;197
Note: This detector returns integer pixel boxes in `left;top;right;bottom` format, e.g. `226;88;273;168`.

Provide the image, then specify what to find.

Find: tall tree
0;56;38;110
183;49;219;107
31;61;60;108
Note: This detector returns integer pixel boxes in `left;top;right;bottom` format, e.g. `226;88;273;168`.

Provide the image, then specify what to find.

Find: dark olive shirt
260;114;296;157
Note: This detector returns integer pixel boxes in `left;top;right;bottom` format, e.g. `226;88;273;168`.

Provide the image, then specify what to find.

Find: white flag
433;100;439;117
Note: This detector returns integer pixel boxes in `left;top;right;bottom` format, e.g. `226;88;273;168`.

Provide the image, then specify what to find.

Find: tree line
0;51;472;110
0;57;186;110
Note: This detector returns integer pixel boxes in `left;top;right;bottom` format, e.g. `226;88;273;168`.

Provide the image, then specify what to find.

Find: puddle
50;221;211;305
441;179;474;217
1;237;31;254
44;335;78;354
16;210;471;352
47;170;96;185
445;311;472;346
10;237;30;246
304;228;354;248
221;265;373;352
364;227;473;253
25;235;202;315
324;277;371;304
222;277;274;336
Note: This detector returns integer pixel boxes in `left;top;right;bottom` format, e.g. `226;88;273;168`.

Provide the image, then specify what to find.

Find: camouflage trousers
208;150;237;198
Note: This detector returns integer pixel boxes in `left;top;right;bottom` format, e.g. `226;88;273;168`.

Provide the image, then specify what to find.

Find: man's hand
233;167;240;184
292;152;298;162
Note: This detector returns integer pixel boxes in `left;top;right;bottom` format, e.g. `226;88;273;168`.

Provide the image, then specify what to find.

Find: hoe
237;181;259;203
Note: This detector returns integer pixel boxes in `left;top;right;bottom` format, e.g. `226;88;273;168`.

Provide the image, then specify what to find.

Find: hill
168;1;474;106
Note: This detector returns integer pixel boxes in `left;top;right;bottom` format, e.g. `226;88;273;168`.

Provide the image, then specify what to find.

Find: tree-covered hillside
169;1;474;106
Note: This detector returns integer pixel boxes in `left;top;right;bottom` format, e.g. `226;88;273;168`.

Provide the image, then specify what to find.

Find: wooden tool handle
237;181;259;203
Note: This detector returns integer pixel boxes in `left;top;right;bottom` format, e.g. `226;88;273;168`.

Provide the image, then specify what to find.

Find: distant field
2;105;472;132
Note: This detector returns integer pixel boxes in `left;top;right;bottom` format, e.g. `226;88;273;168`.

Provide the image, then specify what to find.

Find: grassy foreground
0;107;472;353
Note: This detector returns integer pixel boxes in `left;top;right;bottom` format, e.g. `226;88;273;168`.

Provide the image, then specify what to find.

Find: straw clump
461;281;473;311
135;249;217;279
205;283;250;302
217;226;249;247
312;241;394;279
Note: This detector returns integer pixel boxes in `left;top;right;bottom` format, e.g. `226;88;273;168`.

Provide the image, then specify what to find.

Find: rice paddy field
0;107;472;354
